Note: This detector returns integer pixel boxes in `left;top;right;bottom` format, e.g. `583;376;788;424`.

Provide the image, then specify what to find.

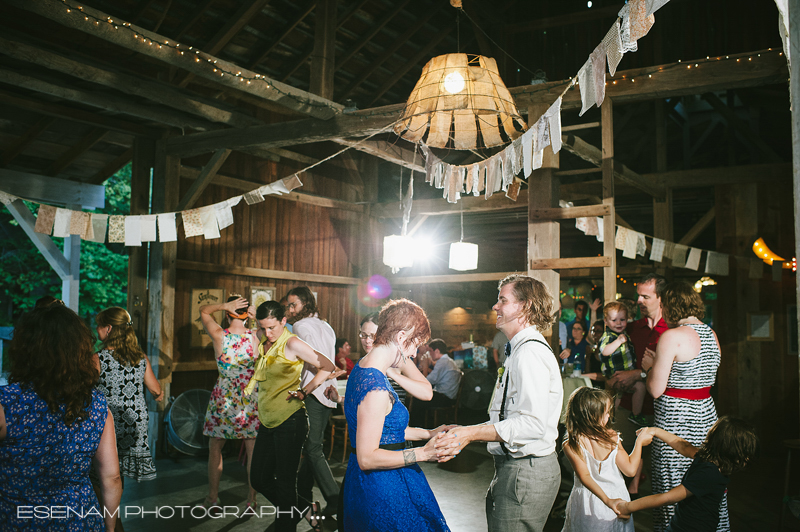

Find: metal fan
458;369;497;411
165;389;211;456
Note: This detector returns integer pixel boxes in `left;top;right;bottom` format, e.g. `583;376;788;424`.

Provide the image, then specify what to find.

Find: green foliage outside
0;164;132;327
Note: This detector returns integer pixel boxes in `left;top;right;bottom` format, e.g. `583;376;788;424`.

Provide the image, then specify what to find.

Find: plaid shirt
598;328;636;377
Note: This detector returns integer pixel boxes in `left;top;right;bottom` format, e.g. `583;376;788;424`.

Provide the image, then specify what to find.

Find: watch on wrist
640;370;647;380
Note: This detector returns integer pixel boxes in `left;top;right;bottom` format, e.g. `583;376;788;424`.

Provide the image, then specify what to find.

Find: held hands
608;499;631;519
434;426;470;460
429;424;458;440
636;426;657;446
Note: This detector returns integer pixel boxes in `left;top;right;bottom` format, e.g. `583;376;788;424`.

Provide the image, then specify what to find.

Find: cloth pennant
663;241;675;264
158;213;177;242
108;215;125;243
34;204;57;235
140;214;157;242
53;208;72;238
522;127;534;178
645;0;670;16
81;212;94;241
672;244;688;268
602;19;624;76
0;191;15;205
623;229;638;259
576;217;589;234
88;214;108;243
618;3;639;53
434;162;445;189
69;211;89;236
587;217;601;237
596;217;604;242
125;215;142;247
578;60;598;116
505;179;521;201
636;233;647;256
615;226;628;250
685;247;702;270
215;202;234;230
200;207;220;239
705;251;729;276
591;45;607;108
502;146;515;190
650;237;665;262
547;97;563;154
243;189;265;205
511;139;522;176
422;144;435;184
182;209;204;238
280;174;303;192
629;0;655;42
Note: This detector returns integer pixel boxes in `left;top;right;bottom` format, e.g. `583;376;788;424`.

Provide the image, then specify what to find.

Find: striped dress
652;323;728;532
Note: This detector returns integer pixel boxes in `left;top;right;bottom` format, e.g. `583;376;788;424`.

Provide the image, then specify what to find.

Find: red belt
663;387;711;400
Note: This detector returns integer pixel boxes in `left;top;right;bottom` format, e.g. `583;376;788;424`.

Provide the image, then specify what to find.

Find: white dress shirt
487;325;563;458
293;315;337;409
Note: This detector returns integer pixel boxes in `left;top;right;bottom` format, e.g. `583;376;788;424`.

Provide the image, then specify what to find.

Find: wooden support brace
176;149;231;211
529;204;610;220
530;256;611;269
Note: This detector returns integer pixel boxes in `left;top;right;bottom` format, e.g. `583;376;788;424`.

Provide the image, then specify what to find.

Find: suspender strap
499;338;553;455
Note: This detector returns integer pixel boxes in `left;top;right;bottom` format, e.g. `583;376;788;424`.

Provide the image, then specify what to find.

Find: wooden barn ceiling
0;0;791;273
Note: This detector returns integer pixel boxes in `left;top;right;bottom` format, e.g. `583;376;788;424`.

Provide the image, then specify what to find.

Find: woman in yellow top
245;300;335;532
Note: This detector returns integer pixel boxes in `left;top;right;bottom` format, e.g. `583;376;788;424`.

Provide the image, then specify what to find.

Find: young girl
613;417;759;532
562;387;651;531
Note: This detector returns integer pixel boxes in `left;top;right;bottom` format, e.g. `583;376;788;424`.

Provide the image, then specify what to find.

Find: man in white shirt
286;286;340;515
436;274;563;532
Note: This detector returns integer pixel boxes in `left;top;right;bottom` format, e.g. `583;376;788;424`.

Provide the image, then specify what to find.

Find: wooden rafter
506;5;621;34
336;4;446;101
89;147;134;185
331;138;424;173
335;0;412;73
151;0;172;33
678;206;716;246
0;36;262;129
0;89;159;137
247;1;316;70
7;0;340;120
366;25;454;106
701;92;783;163
176;149;231;210
175;0;216;40
130;0;159;24
175;0;272;88
0;116;56;167
45;128;108;176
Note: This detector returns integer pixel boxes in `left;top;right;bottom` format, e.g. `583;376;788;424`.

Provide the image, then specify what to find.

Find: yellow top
244;327;304;428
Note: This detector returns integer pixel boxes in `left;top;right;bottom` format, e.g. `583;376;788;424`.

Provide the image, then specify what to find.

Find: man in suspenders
437;274;563;532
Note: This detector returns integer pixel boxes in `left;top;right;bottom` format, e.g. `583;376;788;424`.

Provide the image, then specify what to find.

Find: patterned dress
652;323;727;531
343;365;450;532
203;330;260;439
0;384;107;531
97;349;157;481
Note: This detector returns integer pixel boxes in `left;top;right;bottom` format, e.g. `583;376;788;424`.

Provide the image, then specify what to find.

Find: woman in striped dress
642;282;727;532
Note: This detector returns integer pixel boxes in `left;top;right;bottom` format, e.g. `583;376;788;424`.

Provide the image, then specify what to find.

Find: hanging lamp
394;53;526;150
449;205;478;270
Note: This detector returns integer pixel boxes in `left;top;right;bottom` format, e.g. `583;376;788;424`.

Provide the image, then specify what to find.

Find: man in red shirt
608;273;668;494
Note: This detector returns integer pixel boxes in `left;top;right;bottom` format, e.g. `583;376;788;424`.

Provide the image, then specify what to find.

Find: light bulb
443;72;465;94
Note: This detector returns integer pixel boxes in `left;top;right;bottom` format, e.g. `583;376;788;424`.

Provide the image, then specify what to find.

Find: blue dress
0;384;107;531
343;365;449;532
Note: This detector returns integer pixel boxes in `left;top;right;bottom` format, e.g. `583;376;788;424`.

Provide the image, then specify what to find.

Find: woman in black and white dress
642;283;727;532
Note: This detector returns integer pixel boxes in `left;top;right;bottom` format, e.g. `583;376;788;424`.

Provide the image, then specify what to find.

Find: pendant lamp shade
383;235;415;272
394;54;526;150
449;241;479;271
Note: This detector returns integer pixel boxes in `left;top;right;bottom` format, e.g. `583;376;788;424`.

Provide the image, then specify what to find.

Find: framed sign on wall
190;289;225;348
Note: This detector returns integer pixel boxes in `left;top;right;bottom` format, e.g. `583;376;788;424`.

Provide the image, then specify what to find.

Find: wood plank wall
169;154;369;397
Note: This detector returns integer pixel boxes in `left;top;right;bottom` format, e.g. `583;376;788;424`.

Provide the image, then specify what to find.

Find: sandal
305;500;322;532
245;495;258;512
202;496;219;508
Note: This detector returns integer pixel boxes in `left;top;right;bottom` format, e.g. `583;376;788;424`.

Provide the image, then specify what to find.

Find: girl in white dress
561;387;651;532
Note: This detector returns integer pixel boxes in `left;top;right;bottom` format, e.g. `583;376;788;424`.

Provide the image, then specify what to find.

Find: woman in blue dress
342;298;452;532
0;303;122;531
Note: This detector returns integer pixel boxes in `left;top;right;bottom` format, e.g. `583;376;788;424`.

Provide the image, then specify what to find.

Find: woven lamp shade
394;54;527;149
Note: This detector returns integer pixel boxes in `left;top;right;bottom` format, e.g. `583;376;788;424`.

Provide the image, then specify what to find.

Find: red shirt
619;316;668;414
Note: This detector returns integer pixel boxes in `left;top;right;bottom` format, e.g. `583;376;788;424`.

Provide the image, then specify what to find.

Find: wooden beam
336;0;411;72
165;113;394;156
561;133;666;198
649;162;792;188
0;169;105;208
530;256;611;269
0;68;213;131
176;149;231;210
0;116;56;167
678;206;716;246
506;4;621;34
529;204;610;220
309;0;337;99
561;122;600;132
0;89;159;137
177;259;361;285
0;37;262;129
555;168;602;177
4;199;70;279
89;148;134;185
601;98;616;304
7;0;341;120
175;0;272;88
45;128;108;176
511;50;788;113
701;92;783;163
378;189;527;217
332;138;424;173
179;165;364;212
390;271;519;285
